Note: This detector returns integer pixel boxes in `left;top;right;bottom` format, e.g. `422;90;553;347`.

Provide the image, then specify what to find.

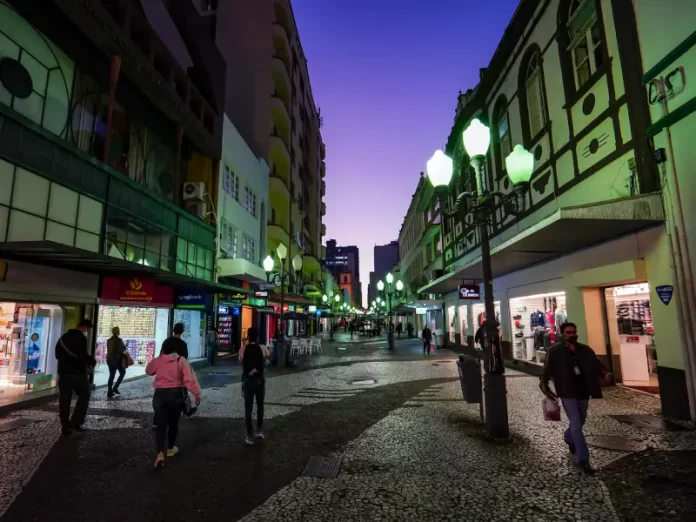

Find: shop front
0;259;98;408
95;276;174;387
173;290;213;362
216;301;240;353
508;292;566;366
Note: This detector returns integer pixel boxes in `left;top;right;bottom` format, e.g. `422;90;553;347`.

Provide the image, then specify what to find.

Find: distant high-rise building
325;239;361;307
369;241;400;304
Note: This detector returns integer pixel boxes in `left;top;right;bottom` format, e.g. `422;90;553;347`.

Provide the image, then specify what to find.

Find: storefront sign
33;374;52;391
120;277;154;302
308;305;317;313
218;304;230;315
254;291;269;298
458;285;481;300
175;291;211;310
256;306;275;313
655;285;673;305
296;307;305;313
228;293;247;301
626;336;640;343
415;308;427;315
247;297;267;307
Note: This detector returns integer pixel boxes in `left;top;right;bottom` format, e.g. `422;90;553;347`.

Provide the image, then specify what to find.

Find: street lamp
377;272;404;351
264;245;304;366
426;118;534;440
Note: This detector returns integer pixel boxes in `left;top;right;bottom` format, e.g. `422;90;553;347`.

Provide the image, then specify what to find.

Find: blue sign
176;290;212;309
655;285;674;305
217;304;230;315
316;310;322;317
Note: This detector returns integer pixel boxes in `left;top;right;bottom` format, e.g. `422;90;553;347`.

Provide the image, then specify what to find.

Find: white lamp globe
322;294;328;303
426;150;453;188
263;255;274;273
292;254;303;271
276;243;288;260
505;144;535;185
386;272;394;284
377;280;385;291
396;280;404;291
462;118;491;157
335;294;341;303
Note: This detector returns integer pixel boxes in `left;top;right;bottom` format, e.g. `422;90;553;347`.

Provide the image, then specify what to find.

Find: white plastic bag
542;396;561;421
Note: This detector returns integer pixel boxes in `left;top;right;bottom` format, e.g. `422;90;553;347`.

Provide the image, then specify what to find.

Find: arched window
566;0;605;89
524;51;546;138
491;96;511;179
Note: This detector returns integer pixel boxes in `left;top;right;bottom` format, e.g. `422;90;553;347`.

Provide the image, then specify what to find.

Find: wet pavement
1;338;695;521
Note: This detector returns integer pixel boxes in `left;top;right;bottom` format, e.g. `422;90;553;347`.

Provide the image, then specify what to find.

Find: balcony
321;180;326;197
270;96;291;149
271;57;291;108
272;23;292;73
321;223;326;237
217;258;267;284
269;171;291;200
320;142;326;160
273;1;293;37
267;222;290;247
269;135;290;186
320;202;326;216
321;245;326;260
321;160;326;178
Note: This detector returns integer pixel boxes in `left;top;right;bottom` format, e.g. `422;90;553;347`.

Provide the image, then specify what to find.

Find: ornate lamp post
426;118;534;440
263;245;304;360
377;273;404;350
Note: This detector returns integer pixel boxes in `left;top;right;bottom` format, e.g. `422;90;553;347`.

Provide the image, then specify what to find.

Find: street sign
458;285;481;300
655;285;673;305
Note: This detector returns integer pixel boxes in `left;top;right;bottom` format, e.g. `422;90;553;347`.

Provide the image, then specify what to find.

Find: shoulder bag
60;336;94;375
177;355;197;417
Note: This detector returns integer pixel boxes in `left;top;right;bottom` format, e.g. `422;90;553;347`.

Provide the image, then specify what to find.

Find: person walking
396;322;403;339
541;322;609;474
162;322;188;359
421;325;432;355
407;322;414;338
145;343;201;469
106;327;127;398
240;327;269;446
55;319;95;436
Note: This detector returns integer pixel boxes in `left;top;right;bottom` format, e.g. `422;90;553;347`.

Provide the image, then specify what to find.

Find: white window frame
221;220;237;259
567;0;602;90
244;186;257;218
525;52;546;137
242;234;256;263
222;165;239;202
497;108;512;168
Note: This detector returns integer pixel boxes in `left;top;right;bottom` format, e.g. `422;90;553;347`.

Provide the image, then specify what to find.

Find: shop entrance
95;305;171;387
603;283;658;394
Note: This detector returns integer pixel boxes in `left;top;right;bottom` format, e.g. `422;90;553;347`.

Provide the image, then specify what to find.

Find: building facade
417;0;692;420
368;241;400;305
325;240;361;307
0;0;229;407
207;0;327;314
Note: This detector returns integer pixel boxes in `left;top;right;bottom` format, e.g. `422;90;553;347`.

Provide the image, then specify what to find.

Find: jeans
107;360;125;394
243;377;265;436
561;398;590;462
58;373;91;429
153;388;184;454
423;340;430;354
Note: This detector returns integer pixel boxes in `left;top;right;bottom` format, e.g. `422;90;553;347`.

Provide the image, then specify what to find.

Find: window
525;52;546;138
222;165;239;201
242;235;256;263
244;186;257;217
220;220;237;259
492;96;512;179
567;0;604;89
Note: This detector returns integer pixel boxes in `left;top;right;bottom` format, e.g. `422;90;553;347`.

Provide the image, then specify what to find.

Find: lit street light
426;118;534;440
377;272;404;351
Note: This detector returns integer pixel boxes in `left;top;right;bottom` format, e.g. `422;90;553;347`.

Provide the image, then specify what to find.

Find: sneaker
244;437;254;446
72;425;89;433
166;446;179;457
154;452;165;469
107;392;114;399
113;389;121;395
255;432;264;440
578;461;595;475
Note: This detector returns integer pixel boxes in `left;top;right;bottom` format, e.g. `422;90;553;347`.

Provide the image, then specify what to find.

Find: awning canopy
419;193;665;295
0;240;249;294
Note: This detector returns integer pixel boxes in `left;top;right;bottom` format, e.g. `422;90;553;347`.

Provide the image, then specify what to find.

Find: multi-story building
417;0;693;420
0;0;227;406
203;0;327;314
325;240;361;307
368;241;400;305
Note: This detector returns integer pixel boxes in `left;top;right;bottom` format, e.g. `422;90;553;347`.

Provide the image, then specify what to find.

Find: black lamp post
377;273;404;350
425;118;534;440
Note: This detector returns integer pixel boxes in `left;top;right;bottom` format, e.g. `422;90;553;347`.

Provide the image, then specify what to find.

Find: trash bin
456;354;482;404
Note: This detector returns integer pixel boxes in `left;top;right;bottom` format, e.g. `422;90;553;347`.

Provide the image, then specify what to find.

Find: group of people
55;320;267;469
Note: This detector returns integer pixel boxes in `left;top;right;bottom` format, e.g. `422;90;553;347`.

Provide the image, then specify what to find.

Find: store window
173;309;204;360
0;302;64;402
176;238;214;281
604;283;656;391
95;306;170;386
508;292;566;365
447;306;456;342
458;304;468;340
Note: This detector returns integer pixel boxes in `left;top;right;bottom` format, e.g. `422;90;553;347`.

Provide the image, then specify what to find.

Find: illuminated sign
308;305;317;313
458;285;481;300
415;308;427;315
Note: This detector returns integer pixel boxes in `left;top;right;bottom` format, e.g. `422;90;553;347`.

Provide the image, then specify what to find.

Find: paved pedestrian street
1;338;695;522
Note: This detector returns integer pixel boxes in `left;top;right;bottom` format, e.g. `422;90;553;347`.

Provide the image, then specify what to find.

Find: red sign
119;277;154;302
626;336;640;343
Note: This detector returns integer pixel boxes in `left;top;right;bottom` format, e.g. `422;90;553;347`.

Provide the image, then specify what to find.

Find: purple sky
292;0;520;307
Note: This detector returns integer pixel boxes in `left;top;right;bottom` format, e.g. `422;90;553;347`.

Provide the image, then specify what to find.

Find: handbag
123;352;135;368
177;356;197;417
542;396;561;421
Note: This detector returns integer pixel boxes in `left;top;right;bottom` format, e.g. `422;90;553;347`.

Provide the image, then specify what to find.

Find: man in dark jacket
161;323;188;359
421;326;432;355
541;322;609;474
55;319;95;436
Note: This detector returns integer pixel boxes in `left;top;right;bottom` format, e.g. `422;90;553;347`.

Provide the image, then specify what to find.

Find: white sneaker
255;432;264;440
244;436;254;446
166;446;179;457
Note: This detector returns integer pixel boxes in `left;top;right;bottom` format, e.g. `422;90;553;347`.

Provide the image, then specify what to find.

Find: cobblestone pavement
1;340;695;521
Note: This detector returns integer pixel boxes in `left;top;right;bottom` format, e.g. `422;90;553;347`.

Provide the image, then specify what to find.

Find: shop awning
418;193;665;295
0;240;249;295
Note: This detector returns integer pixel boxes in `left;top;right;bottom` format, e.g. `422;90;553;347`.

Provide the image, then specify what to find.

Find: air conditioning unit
185;201;207;219
183;181;205;201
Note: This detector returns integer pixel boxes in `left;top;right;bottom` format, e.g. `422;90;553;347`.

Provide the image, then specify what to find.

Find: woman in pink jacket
145;343;201;469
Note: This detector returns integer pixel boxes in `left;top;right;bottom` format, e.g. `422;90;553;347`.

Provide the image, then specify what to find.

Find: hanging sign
458;285;481;300
254;291;269;298
119;277;154;302
655;285;674;305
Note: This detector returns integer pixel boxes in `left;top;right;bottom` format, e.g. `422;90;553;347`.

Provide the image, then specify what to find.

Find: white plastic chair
314;339;322;354
290;339;301;357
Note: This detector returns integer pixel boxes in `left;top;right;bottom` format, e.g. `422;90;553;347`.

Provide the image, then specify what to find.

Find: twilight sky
292;0;520;307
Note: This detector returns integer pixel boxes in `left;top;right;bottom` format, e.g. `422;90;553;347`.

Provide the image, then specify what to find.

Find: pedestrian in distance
407;322;414;338
240;327;269;446
106;326;127;398
396;322;403;339
421;325;432;355
540;322;610;475
146;341;201;469
55;319;95;437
